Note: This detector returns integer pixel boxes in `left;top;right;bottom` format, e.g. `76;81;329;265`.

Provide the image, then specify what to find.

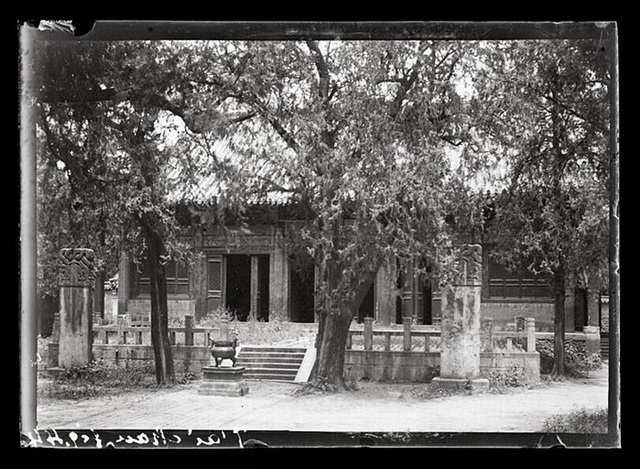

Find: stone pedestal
57;248;95;368
432;244;488;392
584;325;601;355
199;366;249;396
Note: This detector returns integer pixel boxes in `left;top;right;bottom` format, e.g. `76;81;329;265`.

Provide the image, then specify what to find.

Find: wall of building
115;229;577;332
126;298;196;322
481;301;555;332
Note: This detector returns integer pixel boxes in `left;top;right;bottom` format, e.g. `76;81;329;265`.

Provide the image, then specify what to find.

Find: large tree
163;40;481;389
467;39;611;378
35;39;250;384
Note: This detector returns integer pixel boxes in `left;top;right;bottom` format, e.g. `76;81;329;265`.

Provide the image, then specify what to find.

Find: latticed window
208;260;222;292
135;260;190;296
488;258;551;299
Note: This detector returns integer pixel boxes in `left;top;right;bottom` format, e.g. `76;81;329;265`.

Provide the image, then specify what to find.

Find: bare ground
35;362;609;434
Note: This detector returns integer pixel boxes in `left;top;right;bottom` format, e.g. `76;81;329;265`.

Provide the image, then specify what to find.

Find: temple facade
113;221;599;332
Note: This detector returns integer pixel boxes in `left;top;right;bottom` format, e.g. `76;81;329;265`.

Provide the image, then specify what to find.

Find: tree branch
305;39;331;105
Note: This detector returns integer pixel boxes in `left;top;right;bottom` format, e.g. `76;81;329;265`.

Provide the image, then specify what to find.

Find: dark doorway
257;254;270;322
226;255;251;321
290;261;315;323
574;287;588;331
420;276;433;325
225;254;270;322
357;282;375;323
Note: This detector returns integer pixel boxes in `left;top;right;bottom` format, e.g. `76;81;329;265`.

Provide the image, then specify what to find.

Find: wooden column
403;317;412;351
117;253;131;316
375;252;396;326
250;255;259;321
269;240;289;320
400;258;414;322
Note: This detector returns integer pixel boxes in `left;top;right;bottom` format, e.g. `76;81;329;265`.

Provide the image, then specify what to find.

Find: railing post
185;315;194;346
136;331;143;345
346;331;352;350
526;317;536;352
117;315;126;345
481;317;494;352
506;337;513;352
424;333;430;352
170;331;176;346
384;332;391;351
364;317;373;351
403;317;412;351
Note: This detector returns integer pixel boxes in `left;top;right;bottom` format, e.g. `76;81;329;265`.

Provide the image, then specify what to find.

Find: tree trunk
314;306;353;390
550;263;566;379
145;227;175;385
311;266;378;390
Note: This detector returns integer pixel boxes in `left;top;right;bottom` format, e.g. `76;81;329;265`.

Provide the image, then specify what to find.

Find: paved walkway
36;363;610;434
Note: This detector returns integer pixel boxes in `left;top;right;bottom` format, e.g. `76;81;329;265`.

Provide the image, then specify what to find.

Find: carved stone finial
58;248;96;287
456;244;482;286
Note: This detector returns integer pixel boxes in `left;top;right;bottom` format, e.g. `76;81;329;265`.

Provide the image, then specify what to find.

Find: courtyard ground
35;360;610;439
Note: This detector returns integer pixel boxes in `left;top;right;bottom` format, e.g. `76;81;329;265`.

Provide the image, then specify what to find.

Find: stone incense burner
208;336;238;367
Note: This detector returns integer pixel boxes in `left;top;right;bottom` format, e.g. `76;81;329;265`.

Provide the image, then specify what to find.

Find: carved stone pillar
433;244;489;391
58;248;95;368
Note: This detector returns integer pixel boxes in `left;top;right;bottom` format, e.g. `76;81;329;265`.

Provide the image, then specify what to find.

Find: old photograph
19;21;620;449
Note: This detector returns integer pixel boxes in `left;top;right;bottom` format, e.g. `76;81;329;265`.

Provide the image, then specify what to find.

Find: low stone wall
344;350;540;384
92;344;212;374
344;351;441;382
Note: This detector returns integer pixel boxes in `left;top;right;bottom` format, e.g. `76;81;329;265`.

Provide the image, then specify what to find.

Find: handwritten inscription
22;429;234;448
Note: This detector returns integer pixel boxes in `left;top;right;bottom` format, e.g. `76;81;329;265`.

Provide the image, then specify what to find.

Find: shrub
541;407;608;433
39;360;157;400
537;339;602;376
486;366;526;392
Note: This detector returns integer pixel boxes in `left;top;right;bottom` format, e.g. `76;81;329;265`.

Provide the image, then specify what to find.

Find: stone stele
432;244;489;391
57;248;95;368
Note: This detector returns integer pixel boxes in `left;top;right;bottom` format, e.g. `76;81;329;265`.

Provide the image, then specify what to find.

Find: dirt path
36;363;609;434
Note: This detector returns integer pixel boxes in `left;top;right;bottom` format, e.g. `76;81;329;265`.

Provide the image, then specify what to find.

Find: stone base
198;365;249;396
431;377;489;392
42;367;66;379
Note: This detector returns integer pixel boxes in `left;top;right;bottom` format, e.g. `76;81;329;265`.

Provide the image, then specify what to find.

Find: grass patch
541;407;608;433
38;360;184;401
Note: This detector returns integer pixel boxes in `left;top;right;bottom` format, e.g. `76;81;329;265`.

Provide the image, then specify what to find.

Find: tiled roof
163;141;294;207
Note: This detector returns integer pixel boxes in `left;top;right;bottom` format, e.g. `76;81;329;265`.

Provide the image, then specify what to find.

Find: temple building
113;212;600;332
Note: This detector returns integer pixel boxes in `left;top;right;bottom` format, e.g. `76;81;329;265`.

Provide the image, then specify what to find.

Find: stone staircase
235;346;311;382
600;333;609;357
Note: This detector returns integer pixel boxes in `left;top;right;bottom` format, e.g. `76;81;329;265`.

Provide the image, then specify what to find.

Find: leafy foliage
537;339;602;377
38;360;157;400
486;366;527;392
542;407;608;433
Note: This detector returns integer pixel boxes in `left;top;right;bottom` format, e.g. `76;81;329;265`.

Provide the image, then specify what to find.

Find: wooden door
207;255;225;313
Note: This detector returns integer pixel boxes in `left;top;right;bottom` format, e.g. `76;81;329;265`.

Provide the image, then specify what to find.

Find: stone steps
600;334;609;357
236;346;309;382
